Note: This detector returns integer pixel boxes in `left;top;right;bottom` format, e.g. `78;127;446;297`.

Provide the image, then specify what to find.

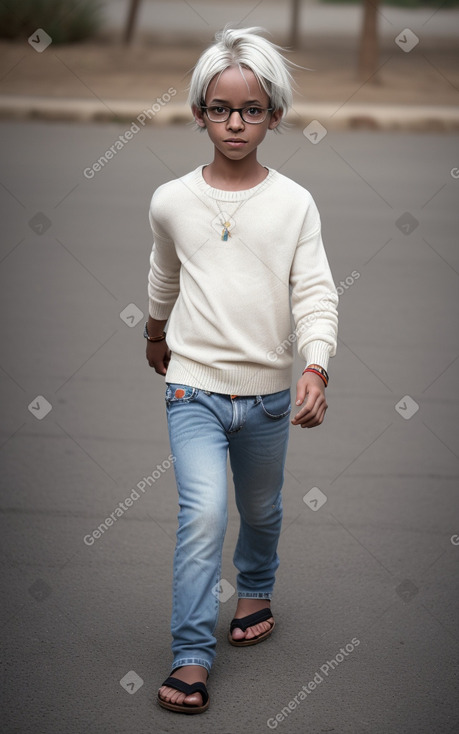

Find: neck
204;149;267;191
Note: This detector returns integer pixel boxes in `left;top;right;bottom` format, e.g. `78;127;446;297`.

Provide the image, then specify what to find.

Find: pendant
221;222;231;241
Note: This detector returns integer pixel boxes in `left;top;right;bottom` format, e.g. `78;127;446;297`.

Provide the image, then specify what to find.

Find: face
193;65;282;161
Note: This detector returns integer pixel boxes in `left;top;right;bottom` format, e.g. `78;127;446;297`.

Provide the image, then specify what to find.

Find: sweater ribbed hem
165;355;292;396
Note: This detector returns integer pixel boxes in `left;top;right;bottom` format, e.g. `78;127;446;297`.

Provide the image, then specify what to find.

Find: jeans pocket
165;383;199;406
260;389;291;420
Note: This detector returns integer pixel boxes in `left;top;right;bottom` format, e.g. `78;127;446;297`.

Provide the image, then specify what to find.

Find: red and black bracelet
302;363;329;387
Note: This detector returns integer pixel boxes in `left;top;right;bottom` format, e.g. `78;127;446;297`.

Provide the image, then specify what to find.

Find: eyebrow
207;98;264;105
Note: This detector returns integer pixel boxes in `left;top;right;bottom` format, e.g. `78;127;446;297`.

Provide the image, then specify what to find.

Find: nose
227;110;244;129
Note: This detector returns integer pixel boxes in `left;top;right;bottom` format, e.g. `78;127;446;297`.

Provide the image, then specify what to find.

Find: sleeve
147;192;181;320
289;198;339;372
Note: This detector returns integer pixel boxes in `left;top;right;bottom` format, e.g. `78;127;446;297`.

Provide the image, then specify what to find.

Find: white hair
188;26;296;128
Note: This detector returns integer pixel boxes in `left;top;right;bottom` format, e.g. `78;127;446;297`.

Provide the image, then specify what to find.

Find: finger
147;358;166;375
291;393;321;424
293;397;327;426
293;408;318;426
299;404;327;428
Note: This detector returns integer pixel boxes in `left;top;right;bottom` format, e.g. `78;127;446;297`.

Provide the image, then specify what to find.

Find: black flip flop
158;675;209;714
228;607;275;646
158;676;210;714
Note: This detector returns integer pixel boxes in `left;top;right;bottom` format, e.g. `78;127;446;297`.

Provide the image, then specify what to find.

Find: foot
158;665;208;708
230;598;274;643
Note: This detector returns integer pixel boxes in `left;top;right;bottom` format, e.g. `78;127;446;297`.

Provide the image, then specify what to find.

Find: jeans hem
237;592;273;599
171;658;212;675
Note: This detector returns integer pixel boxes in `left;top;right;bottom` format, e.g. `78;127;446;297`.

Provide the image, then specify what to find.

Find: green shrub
0;0;104;43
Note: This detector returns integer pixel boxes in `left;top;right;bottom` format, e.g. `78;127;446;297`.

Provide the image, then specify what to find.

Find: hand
291;372;328;428
146;339;171;375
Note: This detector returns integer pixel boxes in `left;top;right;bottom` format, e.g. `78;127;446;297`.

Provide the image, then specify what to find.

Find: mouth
224;139;247;147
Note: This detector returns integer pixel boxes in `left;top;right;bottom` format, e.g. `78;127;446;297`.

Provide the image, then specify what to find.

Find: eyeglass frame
200;104;274;124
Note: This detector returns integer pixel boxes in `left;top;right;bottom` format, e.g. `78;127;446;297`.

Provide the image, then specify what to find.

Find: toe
158;684;203;707
159;685;182;704
244;618;274;639
183;692;203;706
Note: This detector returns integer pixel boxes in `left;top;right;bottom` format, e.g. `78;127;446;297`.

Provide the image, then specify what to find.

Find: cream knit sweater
148;165;338;395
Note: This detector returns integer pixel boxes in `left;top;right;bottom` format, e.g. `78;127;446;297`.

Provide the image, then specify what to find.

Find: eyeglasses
201;105;274;124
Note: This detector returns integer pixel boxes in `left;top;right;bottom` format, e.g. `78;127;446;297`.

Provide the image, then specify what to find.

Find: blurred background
0;0;458;120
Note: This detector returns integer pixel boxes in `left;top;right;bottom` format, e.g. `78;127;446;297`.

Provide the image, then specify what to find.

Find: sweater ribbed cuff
148;300;174;321
303;340;333;372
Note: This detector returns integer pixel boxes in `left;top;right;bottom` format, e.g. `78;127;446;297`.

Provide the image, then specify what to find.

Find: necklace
203;166;271;241
214;199;246;241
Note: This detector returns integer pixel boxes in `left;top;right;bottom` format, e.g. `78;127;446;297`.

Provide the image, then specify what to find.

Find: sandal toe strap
229;607;273;632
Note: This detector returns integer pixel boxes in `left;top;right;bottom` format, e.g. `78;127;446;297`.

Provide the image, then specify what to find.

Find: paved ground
0;120;458;733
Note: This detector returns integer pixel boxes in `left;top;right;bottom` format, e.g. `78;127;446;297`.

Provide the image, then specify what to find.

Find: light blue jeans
165;383;291;675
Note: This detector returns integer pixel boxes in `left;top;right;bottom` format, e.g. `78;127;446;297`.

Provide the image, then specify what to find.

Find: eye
209;106;228;115
244;107;263;118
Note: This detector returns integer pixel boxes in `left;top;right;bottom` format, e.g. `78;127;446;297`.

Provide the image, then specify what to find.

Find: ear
192;104;206;129
268;108;283;131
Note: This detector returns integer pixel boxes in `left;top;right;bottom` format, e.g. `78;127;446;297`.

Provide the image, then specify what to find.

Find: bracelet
303;363;329;382
302;368;328;387
143;322;166;342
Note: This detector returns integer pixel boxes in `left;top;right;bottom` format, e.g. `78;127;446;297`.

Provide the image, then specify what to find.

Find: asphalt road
0;120;458;734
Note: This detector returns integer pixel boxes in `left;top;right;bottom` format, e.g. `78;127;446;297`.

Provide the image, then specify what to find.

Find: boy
145;26;338;714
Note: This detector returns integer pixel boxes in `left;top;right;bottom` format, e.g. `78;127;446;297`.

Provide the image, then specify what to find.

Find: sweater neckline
193;164;276;202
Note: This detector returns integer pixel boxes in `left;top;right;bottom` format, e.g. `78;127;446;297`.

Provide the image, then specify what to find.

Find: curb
1;95;458;131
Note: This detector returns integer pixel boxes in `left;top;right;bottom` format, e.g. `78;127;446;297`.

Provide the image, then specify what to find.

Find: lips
225;139;247;143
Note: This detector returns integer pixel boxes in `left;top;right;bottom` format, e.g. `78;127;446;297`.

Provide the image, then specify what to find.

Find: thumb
295;379;307;406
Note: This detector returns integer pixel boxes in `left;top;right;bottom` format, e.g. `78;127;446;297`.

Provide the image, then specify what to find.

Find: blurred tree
124;0;307;46
357;0;381;82
124;0;141;44
289;0;302;48
122;0;382;86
